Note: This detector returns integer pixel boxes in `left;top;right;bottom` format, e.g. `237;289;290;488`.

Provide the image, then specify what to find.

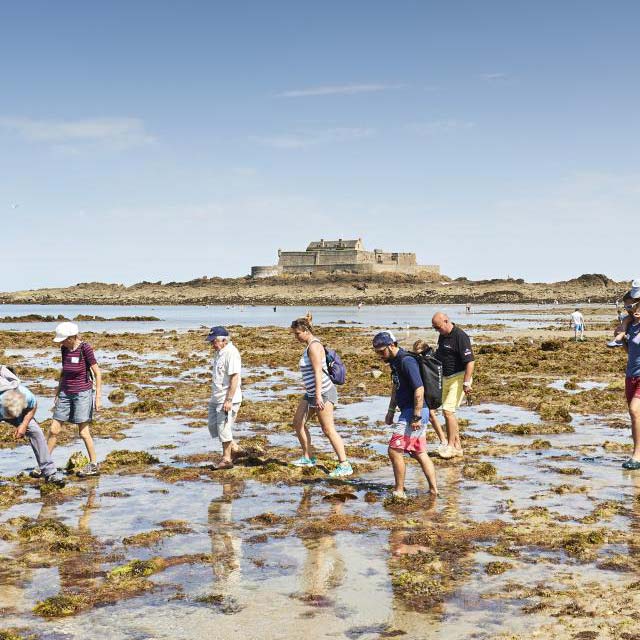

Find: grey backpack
0;365;20;393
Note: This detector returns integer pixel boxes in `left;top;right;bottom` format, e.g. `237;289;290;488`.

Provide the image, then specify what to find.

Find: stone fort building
251;238;440;278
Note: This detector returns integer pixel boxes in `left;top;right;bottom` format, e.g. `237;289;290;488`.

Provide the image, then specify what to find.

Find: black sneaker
77;462;100;477
44;471;66;487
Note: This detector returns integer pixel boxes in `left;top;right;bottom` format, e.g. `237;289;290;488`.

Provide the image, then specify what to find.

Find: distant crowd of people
2;280;640;494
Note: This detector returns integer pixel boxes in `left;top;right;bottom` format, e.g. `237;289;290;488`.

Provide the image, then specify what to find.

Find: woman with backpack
47;322;102;477
290;314;352;478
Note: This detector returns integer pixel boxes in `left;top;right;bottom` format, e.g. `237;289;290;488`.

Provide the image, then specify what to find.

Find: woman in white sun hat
48;321;102;477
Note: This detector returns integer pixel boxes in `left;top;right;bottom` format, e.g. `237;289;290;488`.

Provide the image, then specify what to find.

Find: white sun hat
53;321;79;343
630;279;640;299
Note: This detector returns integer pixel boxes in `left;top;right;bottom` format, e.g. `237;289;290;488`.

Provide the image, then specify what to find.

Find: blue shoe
328;461;353;478
291;456;317;467
622;458;640;470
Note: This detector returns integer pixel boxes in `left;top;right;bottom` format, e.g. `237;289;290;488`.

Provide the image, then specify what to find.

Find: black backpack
407;347;443;410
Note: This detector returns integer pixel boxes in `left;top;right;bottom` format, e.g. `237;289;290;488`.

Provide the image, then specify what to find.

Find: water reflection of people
208;481;245;586
38;482;101;591
296;488;346;599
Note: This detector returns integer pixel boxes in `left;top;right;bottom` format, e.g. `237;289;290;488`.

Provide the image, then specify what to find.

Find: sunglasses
624;302;640;311
374;346;390;354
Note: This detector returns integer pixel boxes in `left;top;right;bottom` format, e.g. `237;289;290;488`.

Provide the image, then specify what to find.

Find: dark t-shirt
436;325;474;377
61;342;97;394
390;348;425;411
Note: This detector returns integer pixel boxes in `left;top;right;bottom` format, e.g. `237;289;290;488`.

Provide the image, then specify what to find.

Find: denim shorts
53;389;94;424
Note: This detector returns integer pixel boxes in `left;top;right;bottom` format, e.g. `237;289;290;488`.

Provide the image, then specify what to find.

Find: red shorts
388;432;427;454
626;377;640;404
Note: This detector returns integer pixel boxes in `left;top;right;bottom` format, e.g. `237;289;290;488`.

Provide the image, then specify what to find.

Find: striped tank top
299;339;334;396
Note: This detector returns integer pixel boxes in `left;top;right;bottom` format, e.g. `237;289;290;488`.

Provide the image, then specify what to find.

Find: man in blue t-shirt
0;378;65;486
373;331;438;499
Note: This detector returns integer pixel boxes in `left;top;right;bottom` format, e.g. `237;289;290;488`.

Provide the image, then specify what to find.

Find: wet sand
1;318;638;640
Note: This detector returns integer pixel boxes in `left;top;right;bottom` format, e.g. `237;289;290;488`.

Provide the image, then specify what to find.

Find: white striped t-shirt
299;339;334;396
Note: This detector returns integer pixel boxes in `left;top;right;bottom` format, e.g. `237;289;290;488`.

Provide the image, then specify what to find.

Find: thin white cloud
0;116;155;149
277;83;403;98
408;120;475;135
252;127;374;149
479;72;508;81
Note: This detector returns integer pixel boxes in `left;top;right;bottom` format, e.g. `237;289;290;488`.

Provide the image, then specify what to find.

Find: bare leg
388;447;406;493
630;398;640;461
293;398;313;459
47;419;63;454
412;452;438;495
443;410;462;449
429;410;447;445
316;402;347;462
78;423;97;463
221;440;234;463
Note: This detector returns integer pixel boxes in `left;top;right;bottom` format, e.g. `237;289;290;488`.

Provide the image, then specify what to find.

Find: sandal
212;459;234;471
622;458;640;470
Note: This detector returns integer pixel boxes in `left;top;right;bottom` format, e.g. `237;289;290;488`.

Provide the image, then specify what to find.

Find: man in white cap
206;326;242;470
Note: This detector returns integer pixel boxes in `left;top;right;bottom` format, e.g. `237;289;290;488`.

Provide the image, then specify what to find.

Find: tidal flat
1;321;638;640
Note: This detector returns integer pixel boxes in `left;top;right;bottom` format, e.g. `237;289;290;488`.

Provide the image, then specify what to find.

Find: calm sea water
0;302;613;333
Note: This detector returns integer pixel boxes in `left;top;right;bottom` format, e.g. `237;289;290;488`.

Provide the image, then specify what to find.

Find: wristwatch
412;414;422;422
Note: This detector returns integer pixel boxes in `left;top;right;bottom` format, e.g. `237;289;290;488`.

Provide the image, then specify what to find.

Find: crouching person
0;369;65;486
373;332;438;499
206;326;242;470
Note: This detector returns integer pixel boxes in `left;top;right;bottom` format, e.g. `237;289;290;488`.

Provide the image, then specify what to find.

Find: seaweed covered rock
33;593;87;618
100;449;159;472
108;558;165;580
537;402;572;423
65;451;89;473
107;388;126;404
463;462;498;482
130;399;168;415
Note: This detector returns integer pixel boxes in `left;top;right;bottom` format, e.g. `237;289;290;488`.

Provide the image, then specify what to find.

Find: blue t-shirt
0;384;36;426
626;322;640;378
390;349;425;412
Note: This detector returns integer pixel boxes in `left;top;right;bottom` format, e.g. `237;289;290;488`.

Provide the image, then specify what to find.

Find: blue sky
1;1;639;289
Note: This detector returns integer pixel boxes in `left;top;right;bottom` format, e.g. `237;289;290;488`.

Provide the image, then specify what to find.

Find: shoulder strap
306;339;329;374
79;342;94;383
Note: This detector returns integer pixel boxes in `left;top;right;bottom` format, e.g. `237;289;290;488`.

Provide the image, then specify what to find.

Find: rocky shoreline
0;273;626;306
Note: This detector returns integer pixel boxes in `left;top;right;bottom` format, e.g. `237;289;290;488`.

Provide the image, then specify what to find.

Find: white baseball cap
53;321;79;343
630;279;640;299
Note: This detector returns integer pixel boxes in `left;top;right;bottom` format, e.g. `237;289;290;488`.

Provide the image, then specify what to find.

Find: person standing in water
48;322;102;478
290;314;352;478
373;331;438;499
0;369;65;486
569;308;586;341
206;326;243;470
432;312;474;459
621;296;640;470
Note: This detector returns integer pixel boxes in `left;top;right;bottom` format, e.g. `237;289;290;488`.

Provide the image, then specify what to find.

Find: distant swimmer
569;308;585;342
357;302;363;310
465;303;472;314
273;307;277;312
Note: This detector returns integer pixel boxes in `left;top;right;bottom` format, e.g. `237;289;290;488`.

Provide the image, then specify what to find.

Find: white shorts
208;402;240;443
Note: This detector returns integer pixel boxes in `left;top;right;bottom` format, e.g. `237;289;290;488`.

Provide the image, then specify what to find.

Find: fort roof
306;238;362;251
